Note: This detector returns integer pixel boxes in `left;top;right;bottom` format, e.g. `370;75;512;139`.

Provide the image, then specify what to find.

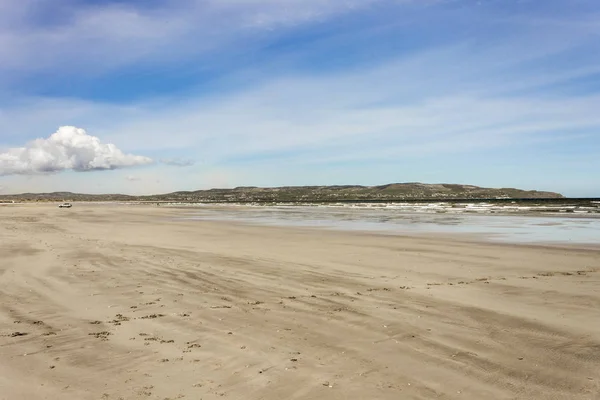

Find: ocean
176;201;600;246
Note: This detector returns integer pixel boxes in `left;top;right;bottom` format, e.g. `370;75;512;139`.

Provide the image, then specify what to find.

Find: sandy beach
1;204;599;400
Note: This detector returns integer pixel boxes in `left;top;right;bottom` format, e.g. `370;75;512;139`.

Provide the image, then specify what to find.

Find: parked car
58;203;72;208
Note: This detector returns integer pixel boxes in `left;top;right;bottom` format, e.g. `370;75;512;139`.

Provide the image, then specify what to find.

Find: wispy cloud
4;39;597;165
0;126;152;176
0;0;382;81
160;158;195;167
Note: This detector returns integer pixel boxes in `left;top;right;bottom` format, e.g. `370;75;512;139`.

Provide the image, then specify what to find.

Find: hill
0;183;564;203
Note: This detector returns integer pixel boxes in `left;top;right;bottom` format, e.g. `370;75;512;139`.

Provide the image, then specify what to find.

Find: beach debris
139;313;165;319
89;331;111;340
109;314;130;325
258;366;273;374
137;386;154;396
10;331;28;337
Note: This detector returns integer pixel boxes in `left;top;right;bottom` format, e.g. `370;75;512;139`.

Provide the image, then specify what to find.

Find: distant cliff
0;183;564;203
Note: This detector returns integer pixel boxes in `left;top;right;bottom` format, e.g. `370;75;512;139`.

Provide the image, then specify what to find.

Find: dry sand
0;204;599;400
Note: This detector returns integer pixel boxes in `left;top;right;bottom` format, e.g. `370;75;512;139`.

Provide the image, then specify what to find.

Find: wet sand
180;204;600;246
1;204;599;400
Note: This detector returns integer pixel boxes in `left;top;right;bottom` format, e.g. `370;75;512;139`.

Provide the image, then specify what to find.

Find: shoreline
172;204;600;248
5;202;600;248
3;199;600;217
176;214;600;252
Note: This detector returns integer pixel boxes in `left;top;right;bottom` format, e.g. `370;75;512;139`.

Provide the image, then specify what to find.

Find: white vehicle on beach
58;203;72;208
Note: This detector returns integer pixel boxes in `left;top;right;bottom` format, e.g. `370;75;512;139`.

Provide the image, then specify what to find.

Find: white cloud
0;126;152;176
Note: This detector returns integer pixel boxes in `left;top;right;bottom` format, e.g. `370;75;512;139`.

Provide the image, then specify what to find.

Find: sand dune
1;204;599;399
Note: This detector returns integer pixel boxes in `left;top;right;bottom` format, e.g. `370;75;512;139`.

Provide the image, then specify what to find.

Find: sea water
179;204;600;246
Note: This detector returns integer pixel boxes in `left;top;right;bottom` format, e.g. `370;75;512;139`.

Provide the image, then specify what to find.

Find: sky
0;0;599;197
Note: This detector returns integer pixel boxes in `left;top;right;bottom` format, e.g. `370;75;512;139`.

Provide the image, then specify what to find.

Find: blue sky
0;0;599;196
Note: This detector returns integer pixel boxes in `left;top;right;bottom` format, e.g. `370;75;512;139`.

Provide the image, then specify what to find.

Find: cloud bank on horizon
0;0;599;196
0;126;152;175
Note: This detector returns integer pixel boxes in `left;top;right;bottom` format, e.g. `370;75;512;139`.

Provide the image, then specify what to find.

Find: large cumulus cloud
0;126;152;175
